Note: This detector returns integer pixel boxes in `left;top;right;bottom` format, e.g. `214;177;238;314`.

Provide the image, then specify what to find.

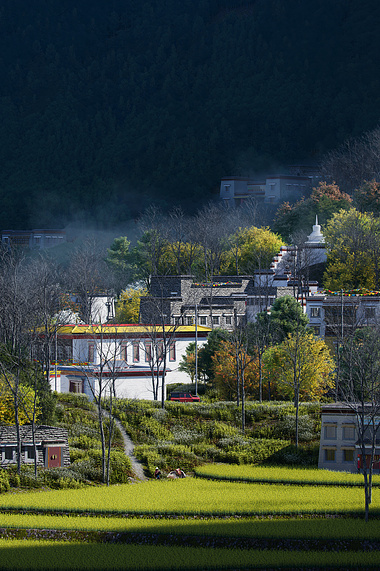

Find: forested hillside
1;0;380;229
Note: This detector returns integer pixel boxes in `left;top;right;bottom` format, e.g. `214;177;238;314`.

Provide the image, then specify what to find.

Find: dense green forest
1;0;380;230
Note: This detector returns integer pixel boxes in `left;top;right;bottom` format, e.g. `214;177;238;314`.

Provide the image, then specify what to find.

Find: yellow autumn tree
115;287;148;323
263;332;335;402
263;332;335;446
223;226;284;275
212;340;259;400
0;376;39;425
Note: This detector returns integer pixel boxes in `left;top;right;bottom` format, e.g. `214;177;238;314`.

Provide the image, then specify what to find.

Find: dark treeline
1;0;380;229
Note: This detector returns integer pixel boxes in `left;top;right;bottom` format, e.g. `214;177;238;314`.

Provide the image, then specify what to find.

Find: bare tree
66;237;113;324
0;248;36;474
73;325;124;485
138;288;184;407
340;326;380;521
321;126;380;194
194;203;232;280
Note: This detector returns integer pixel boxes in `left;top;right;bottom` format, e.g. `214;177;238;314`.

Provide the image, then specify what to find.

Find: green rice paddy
0;478;376;517
0;512;379;540
2;540;380;570
1;465;380;569
195;463;380;486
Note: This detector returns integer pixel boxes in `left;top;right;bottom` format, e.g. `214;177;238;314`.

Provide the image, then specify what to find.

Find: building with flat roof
1;229;66;249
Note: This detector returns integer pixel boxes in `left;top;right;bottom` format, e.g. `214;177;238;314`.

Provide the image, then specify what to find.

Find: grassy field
0;398;378;569
1;466;380;570
0;478;374;517
195;463;380;486
2;540;380;570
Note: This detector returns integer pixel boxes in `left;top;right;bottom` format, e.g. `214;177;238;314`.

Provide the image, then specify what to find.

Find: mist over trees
1;0;380;229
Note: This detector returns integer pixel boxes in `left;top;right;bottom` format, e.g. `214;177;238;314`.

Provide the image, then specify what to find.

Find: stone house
0;425;70;468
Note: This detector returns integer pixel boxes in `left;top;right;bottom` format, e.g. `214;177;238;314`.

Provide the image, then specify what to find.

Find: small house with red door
0;425;70;468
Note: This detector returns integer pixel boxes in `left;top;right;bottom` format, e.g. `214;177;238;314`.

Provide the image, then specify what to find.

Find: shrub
0;470;10;493
170;425;203;445
134;444;161;476
273;415;315;442
86;449;132;484
69;448;89;463
141;417;173;441
191;443;220;460
42;468;85;489
156;443;199;472
268;443;320;466
204;421;239;440
69;434;102;450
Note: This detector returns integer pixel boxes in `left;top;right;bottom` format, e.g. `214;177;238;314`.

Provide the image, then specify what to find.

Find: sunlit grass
1;540;380;570
0;513;380;539
194;463;380;486
0;478;377;517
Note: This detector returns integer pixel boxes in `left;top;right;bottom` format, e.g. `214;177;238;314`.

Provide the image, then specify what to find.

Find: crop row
1;540;380;570
194;463;380;487
0;479;375;517
0;513;380;540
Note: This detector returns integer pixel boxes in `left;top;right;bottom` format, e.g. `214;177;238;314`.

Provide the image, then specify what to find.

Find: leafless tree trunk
340;326;380;521
75;325;122;484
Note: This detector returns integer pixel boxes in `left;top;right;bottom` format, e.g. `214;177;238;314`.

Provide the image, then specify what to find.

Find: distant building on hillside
220;164;321;206
1;229;66;249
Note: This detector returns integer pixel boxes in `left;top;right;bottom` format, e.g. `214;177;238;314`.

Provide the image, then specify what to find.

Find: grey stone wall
0;425;70;468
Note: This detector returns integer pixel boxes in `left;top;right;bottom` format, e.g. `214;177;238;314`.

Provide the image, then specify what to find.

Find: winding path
113;417;148;482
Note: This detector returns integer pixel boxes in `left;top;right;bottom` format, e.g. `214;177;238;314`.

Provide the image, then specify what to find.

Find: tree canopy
323;208;380;290
268;296;309;343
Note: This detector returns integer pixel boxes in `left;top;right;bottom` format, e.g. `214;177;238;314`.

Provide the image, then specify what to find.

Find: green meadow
1;466;380;570
0;478;374;517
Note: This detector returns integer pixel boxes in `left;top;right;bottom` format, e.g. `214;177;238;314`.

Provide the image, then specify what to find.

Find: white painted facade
50;325;211;400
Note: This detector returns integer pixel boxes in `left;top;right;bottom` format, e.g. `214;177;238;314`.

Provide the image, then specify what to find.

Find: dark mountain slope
0;0;379;229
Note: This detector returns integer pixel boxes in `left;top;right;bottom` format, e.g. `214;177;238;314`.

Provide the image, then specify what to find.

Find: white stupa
305;215;326;262
307;215;325;244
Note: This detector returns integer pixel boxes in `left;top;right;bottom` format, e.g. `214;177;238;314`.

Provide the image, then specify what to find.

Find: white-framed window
169;342;176;362
186;316;193;326
225;315;232;325
133;342;140;362
24;446;36;462
310;307;320;318
212;316;220;325
199;316;207;326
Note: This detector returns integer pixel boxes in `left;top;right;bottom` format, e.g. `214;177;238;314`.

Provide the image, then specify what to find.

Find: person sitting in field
167;468;186;479
154;467;161;479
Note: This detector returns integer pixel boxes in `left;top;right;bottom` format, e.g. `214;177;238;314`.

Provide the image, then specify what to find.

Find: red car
168;392;200;402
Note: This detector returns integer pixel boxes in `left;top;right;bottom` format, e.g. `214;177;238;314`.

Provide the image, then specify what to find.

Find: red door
47;447;61;468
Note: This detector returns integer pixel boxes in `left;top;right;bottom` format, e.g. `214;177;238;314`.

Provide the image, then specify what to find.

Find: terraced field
0;465;380;569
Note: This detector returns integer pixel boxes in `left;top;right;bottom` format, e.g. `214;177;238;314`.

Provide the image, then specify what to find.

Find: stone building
0;425;70;468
